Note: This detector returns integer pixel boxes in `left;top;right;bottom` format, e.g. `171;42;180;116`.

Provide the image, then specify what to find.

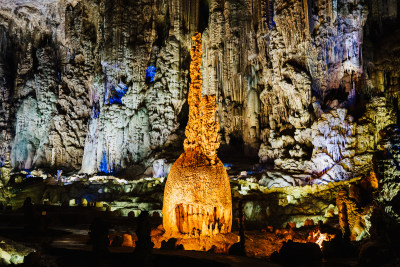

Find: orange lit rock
307;230;334;248
287;222;296;229
200;94;220;164
162;33;232;237
304;219;314;227
361;170;379;191
337;188;371;241
121;234;134;247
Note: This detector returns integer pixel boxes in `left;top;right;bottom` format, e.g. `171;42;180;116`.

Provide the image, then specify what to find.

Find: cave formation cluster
0;1;399;196
0;0;400;263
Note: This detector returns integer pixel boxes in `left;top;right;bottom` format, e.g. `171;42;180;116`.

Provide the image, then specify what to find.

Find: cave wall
364;0;400;116
0;0;399;178
0;0;197;173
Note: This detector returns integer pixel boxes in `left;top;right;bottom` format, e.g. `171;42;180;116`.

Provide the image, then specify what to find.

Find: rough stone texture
0;0;399;184
258;171;309;189
375;125;400;223
0;236;35;265
336;187;372;241
75;0;192;174
232;178;359;229
151;159;172;178
306;108;357;184
364;0;400;112
0;0;193;173
163;155;232;236
163;33;232;237
259;97;394;187
256;0;368;161
0;152;11;187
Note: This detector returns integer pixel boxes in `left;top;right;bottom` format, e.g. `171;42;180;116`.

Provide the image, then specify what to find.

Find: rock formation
0;0;193;173
375;125;400;223
0;0;398;185
162;33;232;237
0;152;11;187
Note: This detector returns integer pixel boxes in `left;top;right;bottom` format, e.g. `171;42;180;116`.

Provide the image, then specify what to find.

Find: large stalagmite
162;33;232;237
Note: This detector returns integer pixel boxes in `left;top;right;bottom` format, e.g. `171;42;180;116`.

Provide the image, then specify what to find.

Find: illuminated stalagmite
162;33;232;236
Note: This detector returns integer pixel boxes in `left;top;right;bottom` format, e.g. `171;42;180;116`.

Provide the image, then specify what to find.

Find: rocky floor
0;163;391;266
0;208;356;266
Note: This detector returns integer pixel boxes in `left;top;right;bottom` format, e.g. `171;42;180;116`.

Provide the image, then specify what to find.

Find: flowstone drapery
162;33;232;237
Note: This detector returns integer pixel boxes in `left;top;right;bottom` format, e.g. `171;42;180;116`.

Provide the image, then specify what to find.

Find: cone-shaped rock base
162;148;232;236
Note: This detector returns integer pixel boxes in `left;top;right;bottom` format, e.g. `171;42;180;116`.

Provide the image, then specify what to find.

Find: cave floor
48;246;281;267
0;224;278;266
0;209;359;266
0;224;358;267
0;175;363;266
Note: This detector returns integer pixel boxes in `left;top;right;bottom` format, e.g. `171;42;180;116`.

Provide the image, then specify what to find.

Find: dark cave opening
218;132;245;157
0;28;17;94
31;47;39;72
155;9;170;48
198;0;209;33
177;99;189;130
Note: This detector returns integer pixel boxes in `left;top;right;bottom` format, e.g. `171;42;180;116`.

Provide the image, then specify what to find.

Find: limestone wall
0;0;398;177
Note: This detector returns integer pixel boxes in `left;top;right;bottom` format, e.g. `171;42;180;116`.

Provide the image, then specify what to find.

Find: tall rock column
162;33;232;237
183;33;203;151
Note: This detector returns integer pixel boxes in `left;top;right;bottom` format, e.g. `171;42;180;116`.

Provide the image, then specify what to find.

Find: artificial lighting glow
162;33;232;237
308;230;334;248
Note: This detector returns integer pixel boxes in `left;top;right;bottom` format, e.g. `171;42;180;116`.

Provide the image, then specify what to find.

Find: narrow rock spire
184;32;203;151
183;32;220;165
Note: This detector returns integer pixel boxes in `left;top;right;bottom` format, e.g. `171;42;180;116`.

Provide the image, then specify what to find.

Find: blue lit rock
0;0;398;185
